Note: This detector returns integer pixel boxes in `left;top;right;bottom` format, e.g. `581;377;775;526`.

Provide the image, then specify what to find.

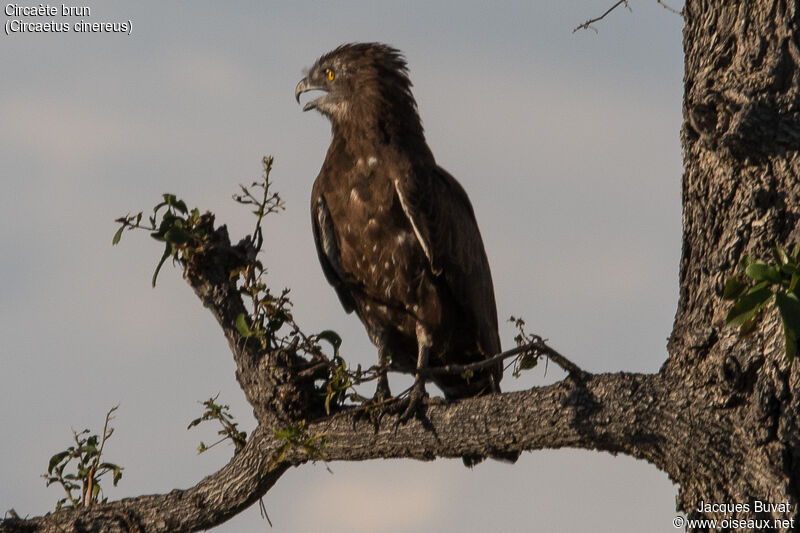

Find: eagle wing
311;193;357;313
393;166;501;357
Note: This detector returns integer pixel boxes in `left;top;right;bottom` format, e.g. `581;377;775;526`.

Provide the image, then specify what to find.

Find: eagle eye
326;68;335;81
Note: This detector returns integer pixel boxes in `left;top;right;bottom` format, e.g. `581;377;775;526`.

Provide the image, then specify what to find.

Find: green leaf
739;316;761;337
722;276;749;301
316;330;342;357
235;313;252;338
781;263;797;277
164;226;191;245
776;291;800;361
47;451;71;474
112;226;125;246
161;193;178;207
151;244;172;288
726;286;773;327
738;254;752;270
748;280;771;293
774;247;790;266
153;194;175;214
745;261;781;284
99;462;122;474
173;199;188;215
519;352;538;370
791;274;800;295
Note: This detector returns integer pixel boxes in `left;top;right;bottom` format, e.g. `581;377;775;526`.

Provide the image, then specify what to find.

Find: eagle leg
398;324;431;423
374;348;392;402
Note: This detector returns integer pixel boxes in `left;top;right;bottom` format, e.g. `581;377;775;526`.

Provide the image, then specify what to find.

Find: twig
657;0;683;16
85;405;118;508
299;337;585;396
573;0;629;33
258;497;272;528
420;338;586;380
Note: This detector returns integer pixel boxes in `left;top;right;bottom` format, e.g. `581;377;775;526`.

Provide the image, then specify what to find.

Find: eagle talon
396;379;427;425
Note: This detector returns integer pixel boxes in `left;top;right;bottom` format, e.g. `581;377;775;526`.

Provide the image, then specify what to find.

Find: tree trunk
670;0;800;528
3;2;800;532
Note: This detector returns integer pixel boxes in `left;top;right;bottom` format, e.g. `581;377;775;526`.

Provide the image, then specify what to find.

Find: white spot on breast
395;231;413;244
349;188;361;203
372;244;378;252
384;261;390;269
368;156;378;167
367;218;377;228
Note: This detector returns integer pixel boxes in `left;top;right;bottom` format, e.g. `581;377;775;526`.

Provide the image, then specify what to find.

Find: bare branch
573;0;630;33
420;338;587;380
657;0;683;16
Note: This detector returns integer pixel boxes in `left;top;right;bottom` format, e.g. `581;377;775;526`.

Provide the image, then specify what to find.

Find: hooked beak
295;76;327;112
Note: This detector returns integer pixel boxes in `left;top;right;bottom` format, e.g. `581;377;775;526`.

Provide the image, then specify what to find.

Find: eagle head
295;42;420;133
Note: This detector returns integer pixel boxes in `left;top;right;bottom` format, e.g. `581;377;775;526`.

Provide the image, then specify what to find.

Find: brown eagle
295;43;502;416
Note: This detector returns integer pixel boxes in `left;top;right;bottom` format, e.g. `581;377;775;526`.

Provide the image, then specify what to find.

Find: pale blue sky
1;2;686;531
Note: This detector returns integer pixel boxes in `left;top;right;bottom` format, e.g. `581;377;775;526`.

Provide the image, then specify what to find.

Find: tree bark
3;2;800;532
672;0;800;528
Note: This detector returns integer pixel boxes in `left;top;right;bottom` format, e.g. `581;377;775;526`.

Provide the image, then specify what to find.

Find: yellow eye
326;69;335;81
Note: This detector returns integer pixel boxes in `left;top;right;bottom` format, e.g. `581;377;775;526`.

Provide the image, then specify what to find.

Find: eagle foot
395;378;428;426
354;380;394;424
374;372;391;403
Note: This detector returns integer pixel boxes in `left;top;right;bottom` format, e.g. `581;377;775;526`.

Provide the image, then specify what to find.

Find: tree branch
420;337;586;380
3;371;684;533
0;206;696;533
573;0;629;33
657;0;682;17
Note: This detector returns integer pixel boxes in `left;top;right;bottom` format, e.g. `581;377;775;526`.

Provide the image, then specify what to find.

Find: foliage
43;406;123;513
232;156;285;252
269;420;327;471
187;395;248;454
508;316;541;377
113;193;211;287
723;245;800;360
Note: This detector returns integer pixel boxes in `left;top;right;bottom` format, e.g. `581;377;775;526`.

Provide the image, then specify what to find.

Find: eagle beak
295;76;327;112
